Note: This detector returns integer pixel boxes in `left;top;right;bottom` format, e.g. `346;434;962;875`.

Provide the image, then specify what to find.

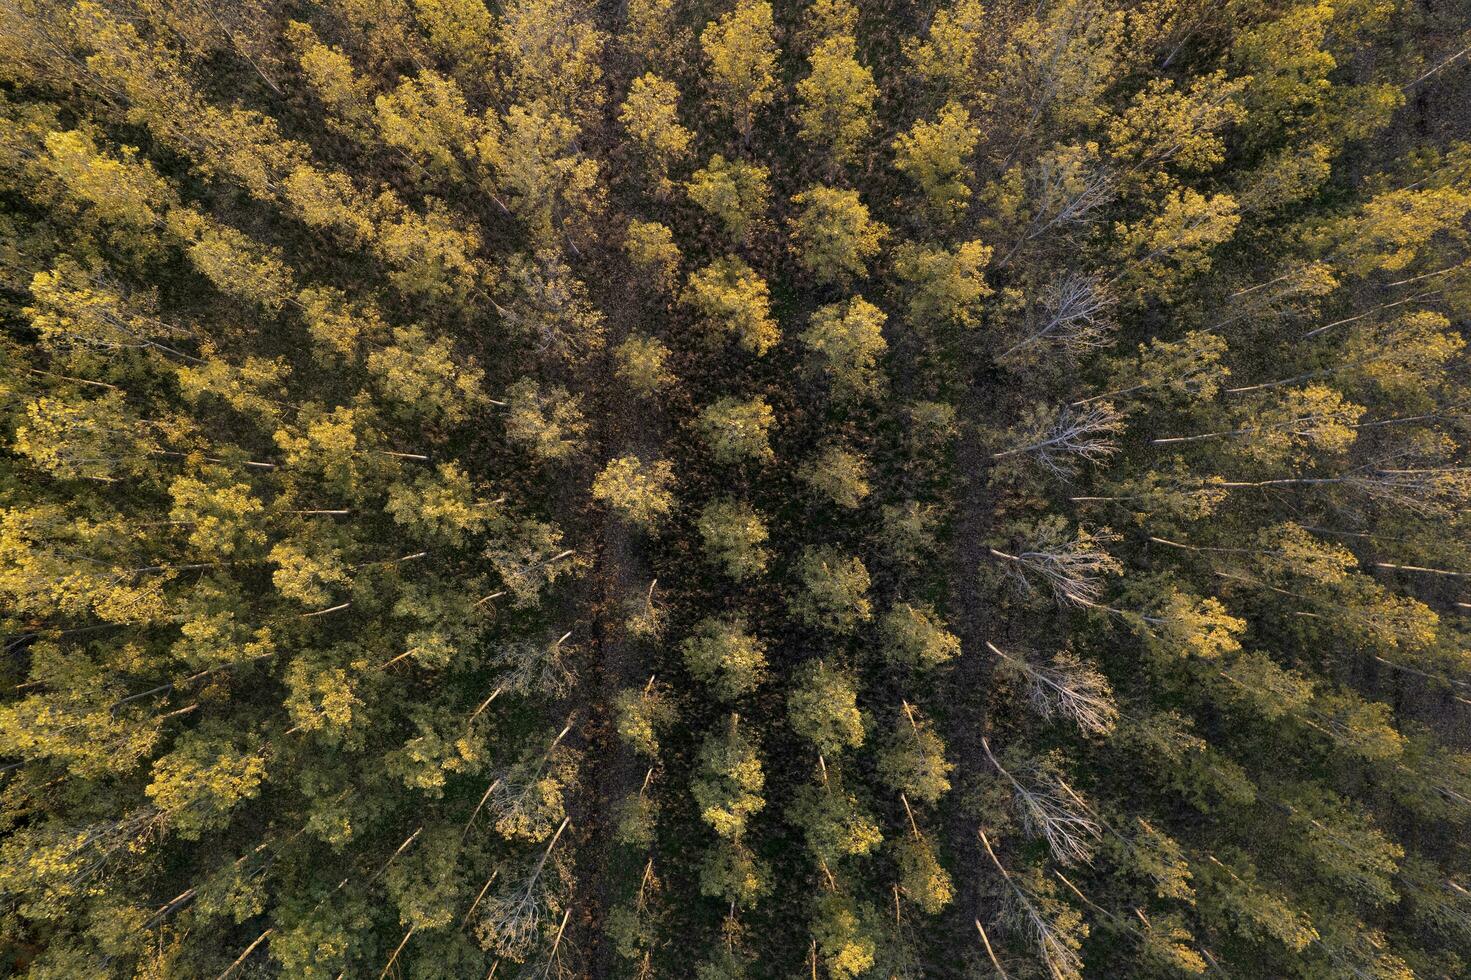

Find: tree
287;21;374;136
893;103;979;218
994;401;1126;476
796;35;877;169
480;104;604;242
499;249;609;359
686;155;770;239
493;0;607;127
894;833;954;914
682;617;768;700
787;660;865;756
892;239;993;328
373;70;479;181
876;706;953;804
1102;329;1230;404
414;0;494;73
879;501;943;569
591;456;676;528
984;741;1101;865
700;0;779;140
682;257;780;355
789;546;873;633
503;378;588;461
145;727;266;840
812;892;877;980
624;218;682;289
700;838;771;907
626;0;683;69
698;498;771;580
1115;188;1242;299
790;780;882;866
880;603;960;669
789;186;888;283
799;445;871;508
989;643;1118;736
902;0;987;103
615;333;676;395
801;297;887;400
614;684;675;758
692;715;766;840
996;272;1116;365
620;73;694;195
697;396;776;463
991;519;1123;608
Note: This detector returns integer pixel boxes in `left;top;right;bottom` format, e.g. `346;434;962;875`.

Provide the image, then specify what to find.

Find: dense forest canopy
0;0;1470;976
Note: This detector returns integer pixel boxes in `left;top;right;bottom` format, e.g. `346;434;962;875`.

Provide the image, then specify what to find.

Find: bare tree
999;154;1115;267
476;816;571;962
489;631;577;696
990;523;1123;608
998;273;1117;363
1219;465;1471;517
988;642;1118;736
983;739;1101;866
979;828;1087;980
995;402;1126;476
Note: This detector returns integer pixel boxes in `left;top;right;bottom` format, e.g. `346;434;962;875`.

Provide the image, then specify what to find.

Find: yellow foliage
802;296;888;400
619;73;693;193
700;0;779;138
623;219;682;288
686;155;770;239
796;35;877;166
591;456;676;527
789;186;887;283
893;102;978;217
682;256;780;355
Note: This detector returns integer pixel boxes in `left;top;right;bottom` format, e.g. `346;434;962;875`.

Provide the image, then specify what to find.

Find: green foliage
812;892;877;979
697;396;776;463
790;780;882;865
682;616;768;700
875;708;953;805
787;660;865;756
614;793;658;848
692;716;765;840
614;685;675;757
4;3;1469;977
615;332;676;395
624;218;682;289
894;833;954;914
798;444;871;508
700;839;770;907
504;378;588;461
880;602;960;669
893;239;993;327
789;546;873;633
903;0;986;100
698;498;771;579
